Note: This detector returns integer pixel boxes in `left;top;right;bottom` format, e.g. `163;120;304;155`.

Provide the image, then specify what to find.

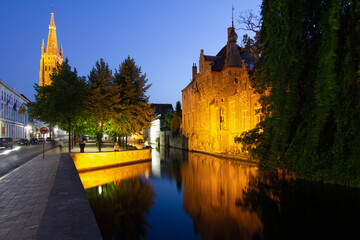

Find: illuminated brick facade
39;11;63;87
182;26;261;155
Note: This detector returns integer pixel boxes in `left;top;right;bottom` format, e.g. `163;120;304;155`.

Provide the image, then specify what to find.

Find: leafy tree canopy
27;58;88;152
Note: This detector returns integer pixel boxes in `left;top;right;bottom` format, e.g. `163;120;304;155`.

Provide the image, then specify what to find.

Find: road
0;142;59;177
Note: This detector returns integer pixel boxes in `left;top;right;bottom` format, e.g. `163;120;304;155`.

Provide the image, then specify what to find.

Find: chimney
192;63;197;80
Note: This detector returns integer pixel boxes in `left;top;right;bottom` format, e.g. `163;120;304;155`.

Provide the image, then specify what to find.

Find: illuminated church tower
39;11;63;86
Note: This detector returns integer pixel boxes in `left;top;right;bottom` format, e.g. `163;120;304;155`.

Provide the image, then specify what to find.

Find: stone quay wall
70;148;152;172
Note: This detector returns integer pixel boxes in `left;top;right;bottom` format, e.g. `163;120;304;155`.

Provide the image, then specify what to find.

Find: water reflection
85;147;360;239
79;161;151;189
237;171;360;239
181;152;262;240
86;178;155;239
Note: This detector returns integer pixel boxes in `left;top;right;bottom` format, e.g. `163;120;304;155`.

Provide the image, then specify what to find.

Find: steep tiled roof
150;104;173;118
207;45;256;72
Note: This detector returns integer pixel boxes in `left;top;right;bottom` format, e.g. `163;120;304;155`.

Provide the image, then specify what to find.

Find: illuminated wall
182;27;261;155
149;118;160;144
70;149;152;172
182;152;263;239
39;11;63;87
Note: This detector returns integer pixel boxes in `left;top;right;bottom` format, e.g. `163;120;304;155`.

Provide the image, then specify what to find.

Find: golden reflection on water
81;147;264;239
182;152;263;240
82;148;360;239
79;161;151;189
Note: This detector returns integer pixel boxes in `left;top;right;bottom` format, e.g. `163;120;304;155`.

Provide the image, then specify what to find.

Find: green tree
175;101;182;117
87;58;116;152
171;116;182;135
164;109;175;130
28;58;88;152
250;0;360;187
112;56;154;143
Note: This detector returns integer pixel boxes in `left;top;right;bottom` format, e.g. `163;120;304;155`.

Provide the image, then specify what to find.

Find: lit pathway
0;149;60;239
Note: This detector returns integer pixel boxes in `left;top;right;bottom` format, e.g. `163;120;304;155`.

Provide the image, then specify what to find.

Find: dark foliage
250;0;360;187
86;178;155;240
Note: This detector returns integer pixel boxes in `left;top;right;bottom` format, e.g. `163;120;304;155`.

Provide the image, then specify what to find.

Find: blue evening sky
0;0;261;107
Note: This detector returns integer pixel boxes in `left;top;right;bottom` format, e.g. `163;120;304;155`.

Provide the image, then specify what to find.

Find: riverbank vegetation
238;0;360;187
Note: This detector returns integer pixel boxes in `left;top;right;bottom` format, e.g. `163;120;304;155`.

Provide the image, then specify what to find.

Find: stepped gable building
39;11;63;87
182;25;261;155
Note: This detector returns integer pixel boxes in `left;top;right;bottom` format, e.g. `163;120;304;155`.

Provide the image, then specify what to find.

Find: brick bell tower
39;11;63;86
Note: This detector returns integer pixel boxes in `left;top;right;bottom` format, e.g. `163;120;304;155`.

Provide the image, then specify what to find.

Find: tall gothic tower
39;11;63;86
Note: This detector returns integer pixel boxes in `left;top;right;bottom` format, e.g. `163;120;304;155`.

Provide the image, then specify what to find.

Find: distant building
37;11;66;138
39;11;63;87
144;104;173;144
182;25;261;155
0;79;31;140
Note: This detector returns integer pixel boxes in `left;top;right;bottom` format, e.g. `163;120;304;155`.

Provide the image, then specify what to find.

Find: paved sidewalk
35;153;101;240
0;140;143;239
0;148;61;239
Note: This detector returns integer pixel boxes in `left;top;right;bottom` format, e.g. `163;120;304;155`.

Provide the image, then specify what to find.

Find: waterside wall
159;130;249;161
159;130;188;150
70;148;152;172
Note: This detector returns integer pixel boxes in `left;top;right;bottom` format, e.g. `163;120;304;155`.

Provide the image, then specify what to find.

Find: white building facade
0;79;31;140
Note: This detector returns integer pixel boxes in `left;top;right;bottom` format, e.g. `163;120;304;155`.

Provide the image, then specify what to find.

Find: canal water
83;146;360;240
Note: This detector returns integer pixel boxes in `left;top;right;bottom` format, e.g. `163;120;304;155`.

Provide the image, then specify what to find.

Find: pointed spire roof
46;11;58;55
50;11;55;27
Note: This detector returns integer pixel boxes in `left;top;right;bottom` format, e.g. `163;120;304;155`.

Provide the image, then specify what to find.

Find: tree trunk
72;132;75;149
68;125;71;153
99;123;103;152
126;135;128;150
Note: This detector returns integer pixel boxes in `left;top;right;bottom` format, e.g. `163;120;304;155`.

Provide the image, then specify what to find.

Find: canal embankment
70;148;152;172
35;153;102;240
35;143;152;239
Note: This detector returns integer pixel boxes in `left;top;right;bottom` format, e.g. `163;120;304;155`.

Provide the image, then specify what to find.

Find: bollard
79;143;85;153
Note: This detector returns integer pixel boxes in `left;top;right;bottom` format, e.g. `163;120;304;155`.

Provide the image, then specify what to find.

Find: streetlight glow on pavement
0;146;21;155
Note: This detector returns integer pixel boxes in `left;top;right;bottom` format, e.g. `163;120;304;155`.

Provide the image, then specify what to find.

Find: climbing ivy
250;0;360;187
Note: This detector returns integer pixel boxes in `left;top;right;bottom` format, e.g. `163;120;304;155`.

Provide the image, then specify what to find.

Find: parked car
38;138;44;143
17;138;30;146
46;137;53;142
30;138;39;144
0;138;14;149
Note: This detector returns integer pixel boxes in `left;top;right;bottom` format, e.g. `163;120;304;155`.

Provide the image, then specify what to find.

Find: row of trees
28;57;153;152
238;0;360;187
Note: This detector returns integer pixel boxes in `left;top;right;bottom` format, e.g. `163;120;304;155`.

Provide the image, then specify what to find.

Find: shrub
171;116;182;134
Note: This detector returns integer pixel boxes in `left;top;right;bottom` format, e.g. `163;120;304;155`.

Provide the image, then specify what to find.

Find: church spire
46;11;58;55
40;11;63;87
50;10;55;26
